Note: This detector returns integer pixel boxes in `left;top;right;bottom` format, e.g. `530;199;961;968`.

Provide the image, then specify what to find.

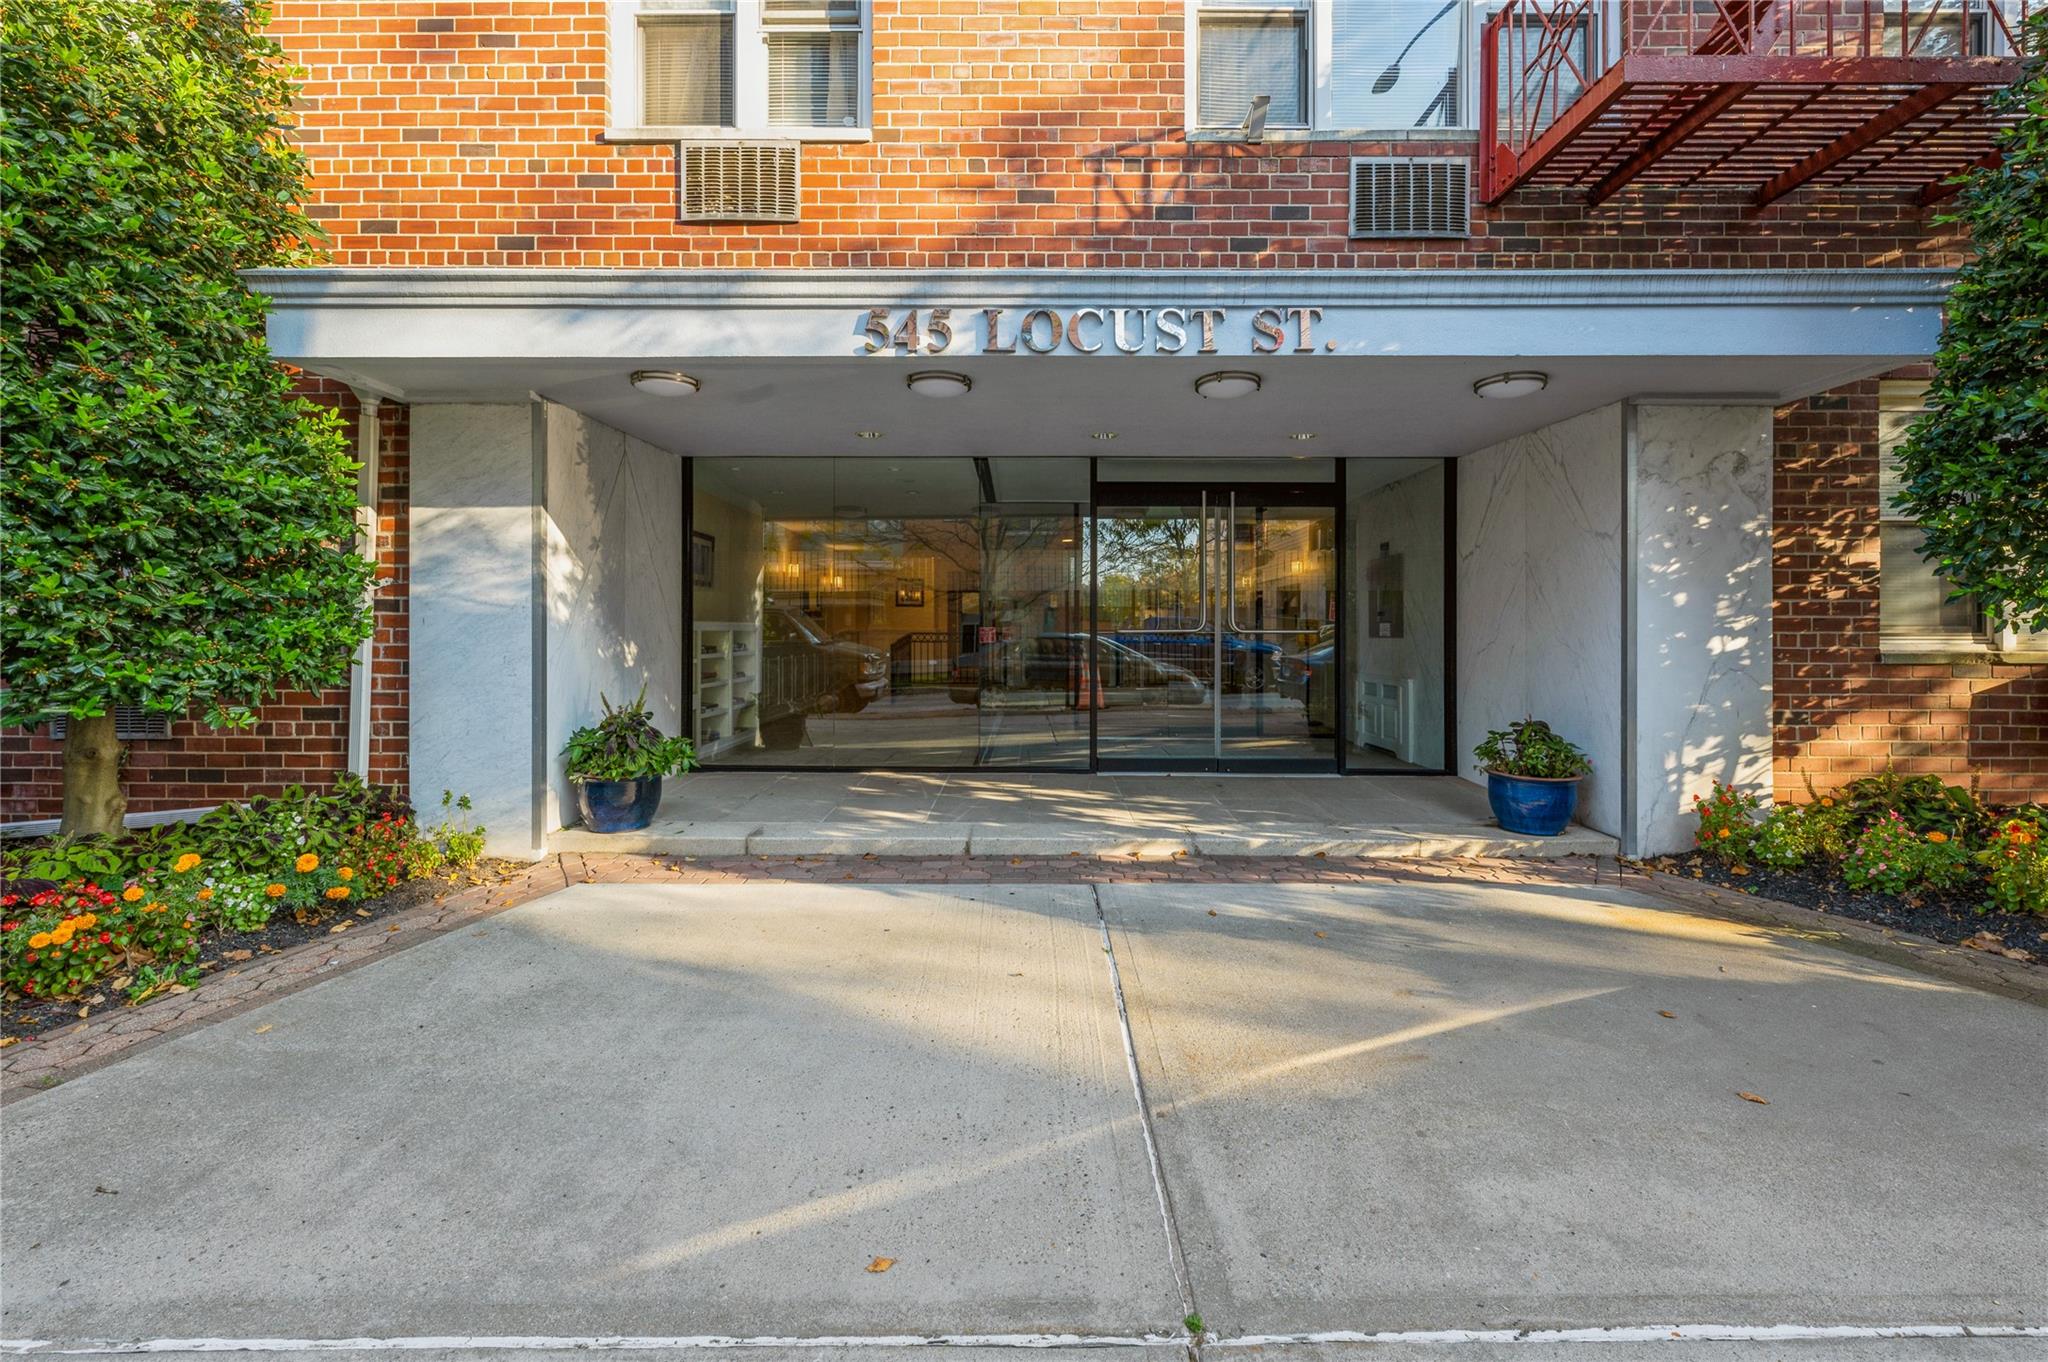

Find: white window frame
1186;0;1484;138
606;0;872;143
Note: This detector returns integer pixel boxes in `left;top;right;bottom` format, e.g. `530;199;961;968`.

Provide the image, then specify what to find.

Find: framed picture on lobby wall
691;532;715;588
895;577;926;608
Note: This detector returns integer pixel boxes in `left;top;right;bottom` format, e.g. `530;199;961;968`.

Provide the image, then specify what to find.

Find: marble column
1627;404;1775;855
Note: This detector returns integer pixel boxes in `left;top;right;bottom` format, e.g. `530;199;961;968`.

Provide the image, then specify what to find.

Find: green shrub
1836;768;1984;839
434;791;486;869
1;879;199;1002
1980;815;2048;915
404;838;446;880
1751;805;1818;869
561;687;698;784
1473;718;1591;780
191;871;276;935
1842;812;1974;896
1692;781;1761;861
257;851;363;914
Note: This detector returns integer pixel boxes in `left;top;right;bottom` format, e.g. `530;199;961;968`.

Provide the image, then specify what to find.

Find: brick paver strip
5;852;2037;1100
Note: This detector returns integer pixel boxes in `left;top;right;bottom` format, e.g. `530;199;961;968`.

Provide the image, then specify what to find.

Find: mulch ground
1668;854;2044;961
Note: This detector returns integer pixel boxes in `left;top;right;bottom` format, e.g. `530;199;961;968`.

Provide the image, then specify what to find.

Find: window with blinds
1197;5;1307;129
763;0;861;128
641;11;735;127
1878;381;1981;643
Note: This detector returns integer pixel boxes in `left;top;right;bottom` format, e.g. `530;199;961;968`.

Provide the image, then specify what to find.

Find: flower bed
1;778;488;1039
1673;770;2046;961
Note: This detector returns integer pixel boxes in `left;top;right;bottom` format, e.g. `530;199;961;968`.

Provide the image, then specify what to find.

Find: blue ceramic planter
575;776;663;833
1486;771;1581;837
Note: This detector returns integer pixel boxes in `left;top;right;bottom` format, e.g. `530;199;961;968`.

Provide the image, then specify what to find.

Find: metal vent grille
1349;157;1470;239
678;141;800;222
47;707;174;741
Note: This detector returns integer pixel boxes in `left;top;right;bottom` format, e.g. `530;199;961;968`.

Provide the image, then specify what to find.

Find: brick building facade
3;1;2040;852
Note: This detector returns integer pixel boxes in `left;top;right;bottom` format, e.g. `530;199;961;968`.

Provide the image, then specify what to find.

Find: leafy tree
1894;14;2048;634
1;1;374;836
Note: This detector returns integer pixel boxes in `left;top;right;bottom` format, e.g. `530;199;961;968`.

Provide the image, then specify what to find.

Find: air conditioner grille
47;707;175;741
1349;157;1470;239
679;141;800;223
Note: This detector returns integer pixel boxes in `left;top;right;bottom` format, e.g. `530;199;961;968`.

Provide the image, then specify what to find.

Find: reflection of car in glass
760;606;887;730
1275;625;1337;732
1109;620;1286;690
949;634;1207;708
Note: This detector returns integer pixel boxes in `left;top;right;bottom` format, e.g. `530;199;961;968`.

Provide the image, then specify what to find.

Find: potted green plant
1473;718;1591;836
561;687;697;833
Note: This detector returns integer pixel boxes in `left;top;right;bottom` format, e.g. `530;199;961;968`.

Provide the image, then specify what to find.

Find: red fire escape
1479;0;2034;205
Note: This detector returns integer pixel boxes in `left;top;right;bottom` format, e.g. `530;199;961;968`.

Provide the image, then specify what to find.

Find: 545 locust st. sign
862;305;1333;356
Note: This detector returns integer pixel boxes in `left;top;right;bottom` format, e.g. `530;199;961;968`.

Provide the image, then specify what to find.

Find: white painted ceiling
334;352;1897;462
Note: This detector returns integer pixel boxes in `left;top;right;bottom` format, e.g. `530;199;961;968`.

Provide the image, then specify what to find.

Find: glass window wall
690;458;1088;768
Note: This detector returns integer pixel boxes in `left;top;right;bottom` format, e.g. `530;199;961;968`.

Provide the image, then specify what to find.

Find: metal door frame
1090;476;1343;774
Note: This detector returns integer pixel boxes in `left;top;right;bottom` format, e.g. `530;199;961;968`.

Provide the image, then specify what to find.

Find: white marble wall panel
1631;405;1774;854
409;404;540;858
542;404;684;831
1457;405;1626;836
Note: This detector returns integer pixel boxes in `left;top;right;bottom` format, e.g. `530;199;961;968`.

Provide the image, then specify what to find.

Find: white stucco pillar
1623;403;1775;856
409;403;547;860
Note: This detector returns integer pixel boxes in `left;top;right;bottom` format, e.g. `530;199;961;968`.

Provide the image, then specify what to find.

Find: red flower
99;932;112;944
22;982;35;993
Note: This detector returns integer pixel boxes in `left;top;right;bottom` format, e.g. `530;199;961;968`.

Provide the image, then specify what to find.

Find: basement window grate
46;707;175;741
1349;157;1470;239
678;141;801;223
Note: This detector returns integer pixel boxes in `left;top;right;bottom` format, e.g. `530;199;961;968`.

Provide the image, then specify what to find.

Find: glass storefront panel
690;458;1087;768
1343;459;1447;771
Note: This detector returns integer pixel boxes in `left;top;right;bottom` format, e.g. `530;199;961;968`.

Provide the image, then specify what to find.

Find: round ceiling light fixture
630;370;701;397
1194;371;1262;400
1472;371;1549;400
906;371;972;398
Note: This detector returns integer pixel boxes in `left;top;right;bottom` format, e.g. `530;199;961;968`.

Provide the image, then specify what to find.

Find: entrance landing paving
2;870;2041;1359
549;773;1619;860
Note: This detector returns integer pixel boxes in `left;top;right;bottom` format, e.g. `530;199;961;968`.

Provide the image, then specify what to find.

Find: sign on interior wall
1368;543;1404;639
862;306;1333;357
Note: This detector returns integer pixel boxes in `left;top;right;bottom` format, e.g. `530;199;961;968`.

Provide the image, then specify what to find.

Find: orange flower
77;913;97;929
122;885;145;903
27;933;50;950
295;852;320;873
1925;830;1949;844
197;887;214;901
265;883;287;899
1717;828;1732;840
49;926;73;945
325;886;350;901
173;853;201;874
337;867;354;882
1820;797;1835;808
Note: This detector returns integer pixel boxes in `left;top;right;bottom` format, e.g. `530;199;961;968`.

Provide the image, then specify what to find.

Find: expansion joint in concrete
1090;887;1201;1361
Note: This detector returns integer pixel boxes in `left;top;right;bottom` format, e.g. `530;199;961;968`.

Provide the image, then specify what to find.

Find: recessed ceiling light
630;370;700;396
1194;371;1261;399
1472;371;1549;400
1091;432;1118;440
906;371;972;398
1288;432;1317;441
855;430;884;439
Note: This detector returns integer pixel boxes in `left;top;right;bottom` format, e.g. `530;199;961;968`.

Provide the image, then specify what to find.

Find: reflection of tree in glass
886;513;1081;639
1097;516;1204;627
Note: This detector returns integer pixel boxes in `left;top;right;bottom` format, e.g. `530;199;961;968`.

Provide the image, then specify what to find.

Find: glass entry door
1093;482;1339;771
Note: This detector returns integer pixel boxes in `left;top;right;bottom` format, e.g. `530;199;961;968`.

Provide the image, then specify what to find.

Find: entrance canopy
250;267;1947;462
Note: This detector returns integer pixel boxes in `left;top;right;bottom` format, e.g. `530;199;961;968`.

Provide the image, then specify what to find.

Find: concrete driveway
3;874;2043;1359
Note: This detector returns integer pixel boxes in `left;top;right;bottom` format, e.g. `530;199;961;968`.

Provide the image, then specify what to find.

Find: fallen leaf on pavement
1737;1091;1769;1105
356;909;372;918
1313;931;1327;939
1963;930;2004;952
865;1257;895;1273
1658;1010;1676;1019
0;1036;18;1049
253;1024;273;1034
329;923;350;933
223;950;253;962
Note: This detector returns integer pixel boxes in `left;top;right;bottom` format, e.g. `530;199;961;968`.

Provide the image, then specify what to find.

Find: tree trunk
61;712;127;839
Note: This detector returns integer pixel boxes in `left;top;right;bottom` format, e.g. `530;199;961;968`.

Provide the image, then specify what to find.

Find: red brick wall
1773;380;2048;806
267;0;1970;271
0;385;412;823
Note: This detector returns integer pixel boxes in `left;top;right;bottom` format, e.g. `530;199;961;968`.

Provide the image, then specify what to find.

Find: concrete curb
1623;864;2048;1008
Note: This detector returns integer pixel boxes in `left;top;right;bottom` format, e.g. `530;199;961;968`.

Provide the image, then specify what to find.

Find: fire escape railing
1480;0;2035;202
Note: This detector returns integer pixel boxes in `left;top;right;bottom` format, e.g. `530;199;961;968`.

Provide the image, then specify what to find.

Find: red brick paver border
5;851;2035;1100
